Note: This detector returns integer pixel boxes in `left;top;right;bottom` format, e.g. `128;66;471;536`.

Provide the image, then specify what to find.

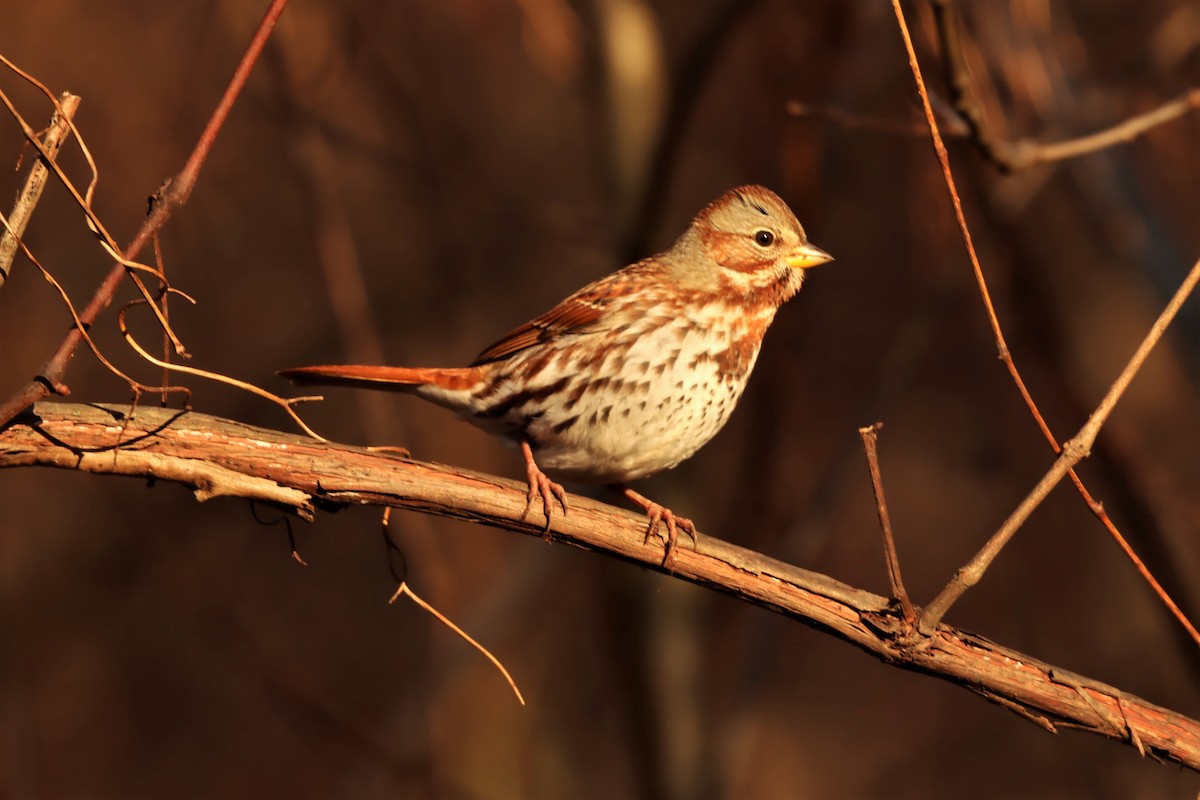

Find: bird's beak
786;242;834;270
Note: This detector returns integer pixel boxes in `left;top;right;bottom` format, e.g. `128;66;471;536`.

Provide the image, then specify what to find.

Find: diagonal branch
892;0;1200;645
0;92;81;287
0;0;289;428
920;254;1200;632
0;400;1196;771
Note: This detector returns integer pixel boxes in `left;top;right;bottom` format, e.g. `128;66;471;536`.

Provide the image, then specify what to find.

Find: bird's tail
278;364;485;392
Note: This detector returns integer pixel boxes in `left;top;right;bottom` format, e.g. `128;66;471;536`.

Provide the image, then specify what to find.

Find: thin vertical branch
858;423;916;624
153;232;172;405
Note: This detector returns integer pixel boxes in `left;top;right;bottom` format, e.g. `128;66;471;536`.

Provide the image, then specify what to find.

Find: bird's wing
471;265;649;365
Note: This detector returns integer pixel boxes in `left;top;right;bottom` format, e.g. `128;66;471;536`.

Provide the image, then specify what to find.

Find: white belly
509;303;772;483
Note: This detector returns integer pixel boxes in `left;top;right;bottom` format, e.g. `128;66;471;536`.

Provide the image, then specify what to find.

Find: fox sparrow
280;185;831;560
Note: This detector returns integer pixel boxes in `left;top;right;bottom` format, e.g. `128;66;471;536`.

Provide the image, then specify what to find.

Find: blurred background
1;1;1198;797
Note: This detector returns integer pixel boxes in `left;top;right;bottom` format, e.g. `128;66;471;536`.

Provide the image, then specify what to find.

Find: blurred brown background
1;1;1198;797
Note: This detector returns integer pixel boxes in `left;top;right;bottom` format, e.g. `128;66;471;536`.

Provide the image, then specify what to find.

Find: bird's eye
753;229;775;247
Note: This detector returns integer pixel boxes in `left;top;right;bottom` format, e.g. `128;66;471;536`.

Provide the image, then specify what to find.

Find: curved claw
619;486;697;567
642;505;696;566
520;441;567;534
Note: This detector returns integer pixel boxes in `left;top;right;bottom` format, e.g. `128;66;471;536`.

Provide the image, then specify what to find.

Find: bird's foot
620;486;697;567
521;441;567;537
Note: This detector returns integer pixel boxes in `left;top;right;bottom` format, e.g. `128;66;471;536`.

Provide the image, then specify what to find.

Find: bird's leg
617;486;697;566
520;441;568;535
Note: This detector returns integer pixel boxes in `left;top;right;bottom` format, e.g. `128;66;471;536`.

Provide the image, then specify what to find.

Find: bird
280;185;832;561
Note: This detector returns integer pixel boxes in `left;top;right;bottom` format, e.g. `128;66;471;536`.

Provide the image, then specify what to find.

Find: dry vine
0;0;290;426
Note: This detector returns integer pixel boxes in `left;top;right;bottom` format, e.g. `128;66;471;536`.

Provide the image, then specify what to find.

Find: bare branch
1;401;1197;771
390;581;526;706
891;0;1200;645
0;92;80;287
930;0;1200;173
0;0;289;428
921;254;1200;634
857;423;915;624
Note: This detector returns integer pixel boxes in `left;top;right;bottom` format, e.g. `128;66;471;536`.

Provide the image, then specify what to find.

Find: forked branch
929;0;1200;173
891;0;1200;645
920;255;1200;631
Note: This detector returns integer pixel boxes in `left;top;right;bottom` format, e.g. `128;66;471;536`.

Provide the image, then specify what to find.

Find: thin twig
891;0;1200;644
0;0;289;428
920;255;1200;632
0;218;174;396
389;582;526;706
381;503;523;705
0;92;80;286
116;299;327;441
0;71;183;353
1013;89;1200;167
152;230;172;405
892;1;1052;443
930;0;1200;173
857;423;915;624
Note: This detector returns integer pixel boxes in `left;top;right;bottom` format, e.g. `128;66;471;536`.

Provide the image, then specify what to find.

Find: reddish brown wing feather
471;299;604;364
471;266;649;365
